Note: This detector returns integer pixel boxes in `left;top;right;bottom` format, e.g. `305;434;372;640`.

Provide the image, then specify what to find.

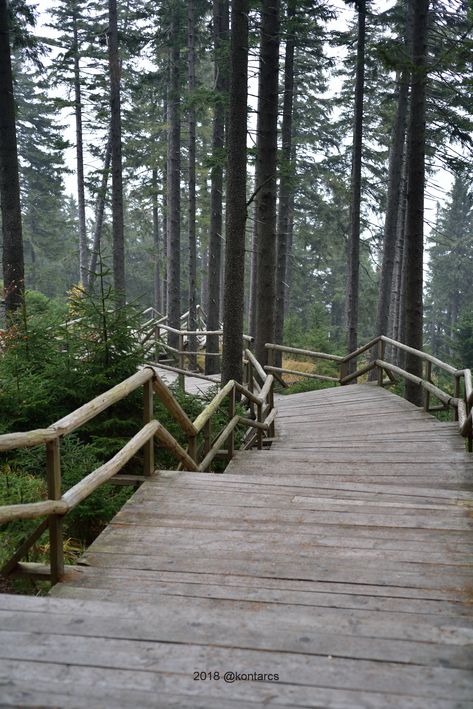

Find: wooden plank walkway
1;384;473;708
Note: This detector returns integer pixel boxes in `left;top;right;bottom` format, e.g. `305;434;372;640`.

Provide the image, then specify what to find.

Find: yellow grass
281;356;333;384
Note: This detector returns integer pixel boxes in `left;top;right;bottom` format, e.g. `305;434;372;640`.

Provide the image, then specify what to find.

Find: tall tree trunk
397;207;408;367
345;0;366;369
374;72;409;339
404;0;429;405
0;0;24;316
390;149;408;346
274;0;296;366
88;134;112;287
187;0;197;368
73;8;88;289
152;168;162;314
206;0;228;373
88;0;130;289
200;248;207;316
221;0;248;385
162;98;168;314
219;227;225;323
166;10;182;350
284;159;295;315
247;178;259;338
254;0;280;366
108;0;126;305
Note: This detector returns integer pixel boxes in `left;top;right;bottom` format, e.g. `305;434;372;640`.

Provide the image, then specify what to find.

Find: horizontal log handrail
62;421;160;509
265;365;339;384
375;360;454;407
0;499;68;525
379;336;458;375
265;343;343;362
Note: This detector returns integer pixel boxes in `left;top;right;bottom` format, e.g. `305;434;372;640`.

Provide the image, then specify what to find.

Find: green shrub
0;464;49;574
0;282;249;587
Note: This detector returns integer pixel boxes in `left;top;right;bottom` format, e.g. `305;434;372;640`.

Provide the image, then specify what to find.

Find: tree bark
88;134;112;288
390;148;408;351
274;0;296;366
374;72;409;339
247;178;259;338
166;9;182;350
404;0;429;405
162;98;168;315
206;0;228;373
345;0;366;370
72;8;88;289
284;153;296;315
0;0;24;316
221;0;248;385
187;0;197;368
152;168;162;314
254;0;280;366
108;0;126;305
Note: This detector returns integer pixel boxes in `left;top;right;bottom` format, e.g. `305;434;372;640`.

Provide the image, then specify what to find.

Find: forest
0;0;471;372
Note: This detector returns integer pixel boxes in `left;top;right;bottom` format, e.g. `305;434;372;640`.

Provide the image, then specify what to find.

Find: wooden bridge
0;337;472;707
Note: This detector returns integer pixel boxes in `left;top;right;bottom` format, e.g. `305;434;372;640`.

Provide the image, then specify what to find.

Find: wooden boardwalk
1;384;473;708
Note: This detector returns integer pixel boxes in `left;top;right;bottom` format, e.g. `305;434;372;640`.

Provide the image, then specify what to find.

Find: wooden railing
146;321;253;387
0;359;275;585
265;335;473;448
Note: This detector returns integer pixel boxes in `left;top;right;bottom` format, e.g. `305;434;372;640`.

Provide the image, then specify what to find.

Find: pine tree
345;0;366;368
108;0;126;305
166;1;183;349
206;0;228;374
0;0;24;315
274;0;296;362
221;0;248;384
253;0;280;365
404;0;429;404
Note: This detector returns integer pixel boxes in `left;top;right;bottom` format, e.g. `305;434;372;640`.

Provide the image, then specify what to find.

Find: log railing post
267;347;282;374
155;325;161;360
143;378;154;476
424;361;432;412
268;377;275;438
203;419;211;457
188;435;197;463
454;374;460;422
227;386;235;462
377;339;385;387
248;361;255;418
46;438;64;585
256;402;263;450
178;333;185;390
340;360;348;385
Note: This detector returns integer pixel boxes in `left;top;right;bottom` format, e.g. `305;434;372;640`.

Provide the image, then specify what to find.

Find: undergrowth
0;285;236;593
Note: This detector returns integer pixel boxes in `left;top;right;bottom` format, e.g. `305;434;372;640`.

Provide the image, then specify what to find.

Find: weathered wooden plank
126;487;470;517
2;625;473;675
2;658;473;709
1;616;473;700
49;565;470;603
1;598;473;662
49;569;473;616
128;480;470;508
104;494;471;531
140;471;473;500
110;514;473;555
77;552;473;593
